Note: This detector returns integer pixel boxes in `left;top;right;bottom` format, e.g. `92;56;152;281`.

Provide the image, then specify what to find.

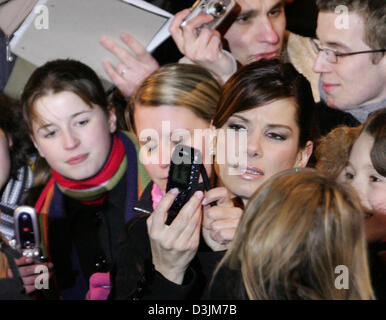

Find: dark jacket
108;183;225;300
315;101;361;137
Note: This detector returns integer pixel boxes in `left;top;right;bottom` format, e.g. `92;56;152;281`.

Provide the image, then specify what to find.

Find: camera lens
208;1;226;17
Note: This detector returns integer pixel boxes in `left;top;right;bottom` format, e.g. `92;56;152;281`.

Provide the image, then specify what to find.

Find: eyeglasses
310;38;385;64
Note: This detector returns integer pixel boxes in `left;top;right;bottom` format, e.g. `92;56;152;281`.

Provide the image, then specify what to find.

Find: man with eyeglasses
311;0;386;135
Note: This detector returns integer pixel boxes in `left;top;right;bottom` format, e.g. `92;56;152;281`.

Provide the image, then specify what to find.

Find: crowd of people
0;0;385;300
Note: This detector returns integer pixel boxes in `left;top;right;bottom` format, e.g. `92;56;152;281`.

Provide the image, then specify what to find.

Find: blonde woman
208;168;374;300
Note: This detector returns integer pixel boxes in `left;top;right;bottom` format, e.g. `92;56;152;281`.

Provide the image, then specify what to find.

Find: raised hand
169;9;236;84
100;33;159;98
147;188;204;284
9;256;53;294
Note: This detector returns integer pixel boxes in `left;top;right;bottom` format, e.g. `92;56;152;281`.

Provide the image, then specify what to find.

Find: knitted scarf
50;134;127;205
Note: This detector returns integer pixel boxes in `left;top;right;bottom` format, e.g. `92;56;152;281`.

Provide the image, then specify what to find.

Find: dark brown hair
212;59;318;148
361;108;386;176
21;59;108;133
0;93;32;178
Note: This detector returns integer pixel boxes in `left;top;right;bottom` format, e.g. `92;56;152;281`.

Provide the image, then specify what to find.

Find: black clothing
315;101;361;137
368;243;386;300
204;264;247;300
49;171;129;299
109;187;225;300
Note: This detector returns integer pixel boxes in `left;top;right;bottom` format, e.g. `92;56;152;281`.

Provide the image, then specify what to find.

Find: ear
29;134;45;158
7;136;13;149
295;140;313;168
107;104;117;133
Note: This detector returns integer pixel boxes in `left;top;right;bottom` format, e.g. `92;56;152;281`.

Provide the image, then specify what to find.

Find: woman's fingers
203;187;233;207
148;188;179;232
170;191;204;240
120;33;159;68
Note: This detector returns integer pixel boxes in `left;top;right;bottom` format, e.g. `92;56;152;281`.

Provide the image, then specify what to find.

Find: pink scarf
151;183;164;210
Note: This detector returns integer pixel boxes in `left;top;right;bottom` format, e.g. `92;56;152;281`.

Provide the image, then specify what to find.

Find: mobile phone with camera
14;206;42;259
166;145;211;225
181;0;236;33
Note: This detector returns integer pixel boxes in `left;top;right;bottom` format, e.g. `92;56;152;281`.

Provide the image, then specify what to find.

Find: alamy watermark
34;5;49;30
335;265;349;290
137;122;248;175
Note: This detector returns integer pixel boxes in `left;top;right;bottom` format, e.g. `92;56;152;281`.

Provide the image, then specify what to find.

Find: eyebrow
238;0;283;17
229;114;293;131
315;32;351;51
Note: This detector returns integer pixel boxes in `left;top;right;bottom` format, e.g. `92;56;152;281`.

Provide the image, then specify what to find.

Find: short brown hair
316;0;386;51
21;59;109;134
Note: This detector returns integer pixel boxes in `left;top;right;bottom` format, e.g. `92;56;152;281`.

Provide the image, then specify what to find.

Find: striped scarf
50;134;127;205
0;165;33;241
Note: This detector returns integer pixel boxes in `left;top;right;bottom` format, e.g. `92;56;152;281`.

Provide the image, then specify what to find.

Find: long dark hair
21;59;108;133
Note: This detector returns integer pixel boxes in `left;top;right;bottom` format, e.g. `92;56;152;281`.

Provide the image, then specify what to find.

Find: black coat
108;183;225;300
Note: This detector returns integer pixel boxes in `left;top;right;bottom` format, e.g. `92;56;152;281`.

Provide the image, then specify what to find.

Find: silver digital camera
181;0;236;32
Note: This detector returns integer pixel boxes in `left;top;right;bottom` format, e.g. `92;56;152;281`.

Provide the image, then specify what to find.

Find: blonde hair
126;63;221;132
215;168;374;300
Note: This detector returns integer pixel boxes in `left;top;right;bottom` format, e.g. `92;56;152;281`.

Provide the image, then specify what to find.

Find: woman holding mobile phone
109;59;317;299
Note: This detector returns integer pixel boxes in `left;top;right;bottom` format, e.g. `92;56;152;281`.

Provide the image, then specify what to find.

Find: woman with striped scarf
19;59;150;299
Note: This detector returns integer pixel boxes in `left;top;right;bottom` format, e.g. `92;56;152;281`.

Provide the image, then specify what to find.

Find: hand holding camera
9;206;53;294
169;1;237;84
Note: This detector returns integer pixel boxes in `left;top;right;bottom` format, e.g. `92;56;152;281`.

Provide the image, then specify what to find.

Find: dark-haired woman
110;59;318;299
20;59;150;299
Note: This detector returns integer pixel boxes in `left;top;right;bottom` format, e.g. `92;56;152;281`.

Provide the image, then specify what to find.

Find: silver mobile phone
181;0;236;32
14;206;41;259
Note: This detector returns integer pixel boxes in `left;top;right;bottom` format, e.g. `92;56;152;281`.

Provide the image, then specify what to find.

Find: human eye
227;122;247;132
145;142;157;153
38;126;57;139
343;168;355;180
268;6;283;18
44;130;57;139
369;175;382;183
236;12;251;23
266;131;286;141
75;118;89;127
171;137;183;147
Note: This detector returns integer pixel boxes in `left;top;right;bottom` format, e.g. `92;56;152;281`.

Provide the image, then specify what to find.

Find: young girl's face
215;98;312;201
31;91;117;180
134;104;212;192
0;128;11;190
339;132;386;243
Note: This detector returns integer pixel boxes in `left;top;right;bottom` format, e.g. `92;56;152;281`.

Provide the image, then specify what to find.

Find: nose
62;129;80;150
247;132;263;158
159;144;171;169
351;179;372;213
312;51;331;74
256;18;280;44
